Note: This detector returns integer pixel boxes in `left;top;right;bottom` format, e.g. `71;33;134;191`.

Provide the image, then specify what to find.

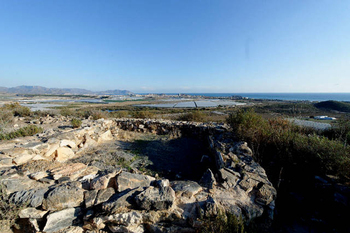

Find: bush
177;111;205;122
76;109;109;120
0;125;43;140
200;212;245;233
71;118;82;128
60;107;74;117
110;110;129;118
0;110;13;126
2;102;31;117
131;110;155;119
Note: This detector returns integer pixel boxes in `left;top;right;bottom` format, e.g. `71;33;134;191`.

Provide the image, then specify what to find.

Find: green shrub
0;110;13;126
200;212;245;233
110;110;129;118
0;125;43;140
131;110;155;119
177;111;205;122
60;107;74;117
71;118;82;128
2;102;31;117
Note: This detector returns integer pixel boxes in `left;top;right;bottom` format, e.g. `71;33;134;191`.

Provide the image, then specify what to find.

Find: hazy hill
314;100;350;113
0;85;133;95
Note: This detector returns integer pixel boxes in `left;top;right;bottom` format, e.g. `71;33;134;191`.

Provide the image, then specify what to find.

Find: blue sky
0;0;349;93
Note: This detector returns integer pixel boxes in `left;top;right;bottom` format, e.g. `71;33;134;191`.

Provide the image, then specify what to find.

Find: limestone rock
55;147;75;162
84;189;98;208
97;130;113;143
19;207;48;218
199;168;216;190
60;139;77;149
109;224;144;233
44;143;59;157
135;186;175;211
116;172;155;192
12;153;34;165
170;181;202;198
49;163;86;180
90;170;119;190
94;211;143;231
10;188;48;207
0;156;12;166
255;183;276;206
42;182;84;211
29;171;48;180
94;187;115;206
102;187;144;214
43;207;82;233
219;168;240;189
231;142;253;156
1;178;37;195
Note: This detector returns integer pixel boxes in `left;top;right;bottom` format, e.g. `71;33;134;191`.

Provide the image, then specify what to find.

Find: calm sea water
157;93;350;102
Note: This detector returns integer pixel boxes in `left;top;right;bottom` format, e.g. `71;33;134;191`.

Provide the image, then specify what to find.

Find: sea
152;93;350;102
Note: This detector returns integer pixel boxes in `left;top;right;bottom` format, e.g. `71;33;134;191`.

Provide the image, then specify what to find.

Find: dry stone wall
0;117;276;233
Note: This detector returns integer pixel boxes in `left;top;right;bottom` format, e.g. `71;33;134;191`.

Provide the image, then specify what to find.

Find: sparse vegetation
177;110;205;122
131;110;155;119
227;109;350;180
0;184;28;232
71;118;82;128
1;102;31;117
0;125;43;140
199;212;246;233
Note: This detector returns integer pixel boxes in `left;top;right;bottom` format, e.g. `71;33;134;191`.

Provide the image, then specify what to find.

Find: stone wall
0;117;276;233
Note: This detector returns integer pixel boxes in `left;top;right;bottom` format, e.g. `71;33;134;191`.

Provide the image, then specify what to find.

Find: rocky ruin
0;117;276;233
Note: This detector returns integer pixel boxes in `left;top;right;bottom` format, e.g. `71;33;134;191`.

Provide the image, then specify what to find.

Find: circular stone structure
0;117;276;233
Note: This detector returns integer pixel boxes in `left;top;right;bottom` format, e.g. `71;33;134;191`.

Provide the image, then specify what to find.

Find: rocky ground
0;117;276;233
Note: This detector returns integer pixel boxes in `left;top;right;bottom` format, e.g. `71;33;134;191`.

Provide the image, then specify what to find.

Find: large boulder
42;182;84;211
42;207;82;233
116;172;155;192
135;186;175;211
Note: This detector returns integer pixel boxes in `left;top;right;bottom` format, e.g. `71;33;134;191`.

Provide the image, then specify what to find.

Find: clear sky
0;0;349;93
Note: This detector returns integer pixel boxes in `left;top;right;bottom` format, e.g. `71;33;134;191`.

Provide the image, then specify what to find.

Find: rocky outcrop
0;117;276;232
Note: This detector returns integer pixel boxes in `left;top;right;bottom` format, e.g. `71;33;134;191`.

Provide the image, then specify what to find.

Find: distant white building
314;116;336;120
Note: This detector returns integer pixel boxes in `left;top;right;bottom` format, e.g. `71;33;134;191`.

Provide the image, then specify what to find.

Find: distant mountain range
0;85;133;95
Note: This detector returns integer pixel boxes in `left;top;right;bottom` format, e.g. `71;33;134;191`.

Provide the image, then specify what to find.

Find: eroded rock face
0;118;277;233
